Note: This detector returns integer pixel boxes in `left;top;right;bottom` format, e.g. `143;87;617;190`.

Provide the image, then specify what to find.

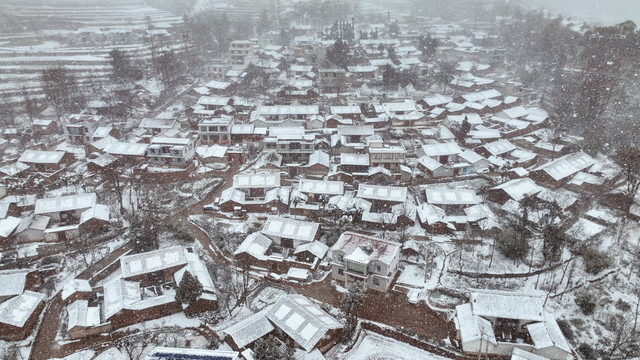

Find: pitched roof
0;290;45;327
120;246;188;279
223;306;275;349
35;193;97;215
18;150;66;164
262;217;320;243
357;184;407;203
425;189;480;205
266;294;342;352
470;289;544;322
332;231;401;265
298;179;344;196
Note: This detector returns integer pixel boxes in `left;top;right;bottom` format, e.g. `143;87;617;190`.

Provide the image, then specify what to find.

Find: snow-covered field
333;331;452;360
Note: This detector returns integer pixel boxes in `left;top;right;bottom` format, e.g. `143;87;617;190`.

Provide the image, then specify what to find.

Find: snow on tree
340;282;365;342
175;270;203;305
253;335;295;360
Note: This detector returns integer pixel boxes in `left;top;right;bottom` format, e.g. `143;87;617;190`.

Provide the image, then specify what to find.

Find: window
338;269;344;276
374;263;382;273
373;278;381;286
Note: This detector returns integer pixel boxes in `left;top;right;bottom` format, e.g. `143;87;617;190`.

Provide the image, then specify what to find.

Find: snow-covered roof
0;290;45;327
67;300;100;330
460;89;501;103
266;294;342;352
330;105;362;115
80;204;110;224
138;118;176;129
197;144;228;159
294;241;329;259
381;101;417;114
426;189;480;205
332;232;401;266
262;217;320;243
104;141;148;156
223;305;275;349
337;124;375;137
197;96;232;106
120;246;187;279
62;279;92;301
204;80;233;90
298;179;344;196
455;303;497;346
18;149;66;164
469;290;544;322
233;173;280;189
533;152;595;181
255;105;319;115
417;156;443;171
421;142;462;157
416;203;447;225
0;216;21;238
511;348;550;360
565;218;606;240
482;139;516;156
491;178;544;202
174;252;216;294
305;150;330;168
0;162;31;177
102;278;141;320
0;270;28;298
422;94;452;107
525;313;571;355
234;232;272;259
357;184;407;203
458;150;485;164
341;153;370;166
286;267;311;281
35;193;97;215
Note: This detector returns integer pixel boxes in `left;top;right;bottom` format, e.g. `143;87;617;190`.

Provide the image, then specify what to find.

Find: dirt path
30;294;63;360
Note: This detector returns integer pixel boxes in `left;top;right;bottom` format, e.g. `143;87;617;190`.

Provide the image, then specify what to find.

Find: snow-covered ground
332;331;452;360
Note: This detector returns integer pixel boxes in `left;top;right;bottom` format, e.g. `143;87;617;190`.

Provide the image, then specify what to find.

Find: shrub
494;228;530;261
575;291;597;315
581;248;613;274
578;343;599;360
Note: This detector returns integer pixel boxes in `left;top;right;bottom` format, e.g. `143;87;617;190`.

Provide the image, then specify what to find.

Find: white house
329;231;401;291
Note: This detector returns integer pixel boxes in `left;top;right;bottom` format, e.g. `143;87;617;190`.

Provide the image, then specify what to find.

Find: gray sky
525;0;640;25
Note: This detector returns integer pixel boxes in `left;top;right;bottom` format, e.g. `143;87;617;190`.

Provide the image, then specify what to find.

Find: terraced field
0;0;183;104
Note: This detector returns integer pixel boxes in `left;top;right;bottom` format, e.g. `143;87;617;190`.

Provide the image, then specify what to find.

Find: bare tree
612;145;640;213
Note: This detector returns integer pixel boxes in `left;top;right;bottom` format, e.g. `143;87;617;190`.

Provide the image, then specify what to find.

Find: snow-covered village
0;0;639;359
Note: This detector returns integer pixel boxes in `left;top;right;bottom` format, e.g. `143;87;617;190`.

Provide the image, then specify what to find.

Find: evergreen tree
109;49;143;82
128;215;160;254
340;283;364;342
325;39;351;69
253;335;295;360
175;270;203;304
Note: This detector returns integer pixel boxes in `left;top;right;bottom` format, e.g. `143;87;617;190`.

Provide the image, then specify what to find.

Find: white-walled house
329;231;401;291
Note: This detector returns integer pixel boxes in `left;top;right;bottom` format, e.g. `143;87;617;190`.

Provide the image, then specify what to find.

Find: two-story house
65;114;104;145
368;139;406;171
329;231;401;291
198;116;233;145
263;126;316;162
146;136;196;167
